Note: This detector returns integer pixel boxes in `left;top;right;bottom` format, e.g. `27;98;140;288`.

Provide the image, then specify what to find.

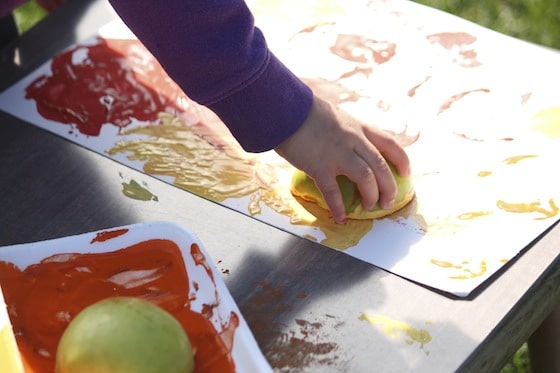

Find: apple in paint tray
56;297;194;373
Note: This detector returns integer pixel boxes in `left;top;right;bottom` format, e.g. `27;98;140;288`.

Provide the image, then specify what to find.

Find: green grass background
12;0;558;372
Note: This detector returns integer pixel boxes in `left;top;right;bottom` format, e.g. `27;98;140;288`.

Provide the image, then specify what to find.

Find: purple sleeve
108;0;313;152
0;0;27;18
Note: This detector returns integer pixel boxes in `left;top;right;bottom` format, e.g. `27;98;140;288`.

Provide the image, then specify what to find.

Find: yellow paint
0;286;24;373
457;211;492;220
477;170;492;177
530;107;560;139
107;117;374;249
429;259;462;269
496;199;558;220
430;258;487;279
359;313;432;350
503;154;537;165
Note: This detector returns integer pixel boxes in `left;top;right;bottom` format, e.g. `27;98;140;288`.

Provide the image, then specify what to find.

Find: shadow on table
0;0;101;92
230;236;478;372
0;112;138;245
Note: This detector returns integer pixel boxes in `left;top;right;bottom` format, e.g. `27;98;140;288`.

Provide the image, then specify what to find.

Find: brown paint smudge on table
240;280;343;371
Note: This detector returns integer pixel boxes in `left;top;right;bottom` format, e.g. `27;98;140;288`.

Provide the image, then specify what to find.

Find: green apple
291;162;414;219
56;297;194;373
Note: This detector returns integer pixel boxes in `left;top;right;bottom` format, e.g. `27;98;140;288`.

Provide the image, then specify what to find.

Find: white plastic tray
0;221;272;372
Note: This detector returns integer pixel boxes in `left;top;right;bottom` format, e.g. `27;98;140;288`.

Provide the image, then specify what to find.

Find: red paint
191;242;214;283
0;239;236;373
427;32;481;67
25;37;190;136
90;228;128;243
439;88;491;114
427;32;476;49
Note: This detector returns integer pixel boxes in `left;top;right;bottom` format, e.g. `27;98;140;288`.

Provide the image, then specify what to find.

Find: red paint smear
331;34;396;64
25;37;190;136
191;242;214;283
427;32;476;49
90;228;128;243
0;239;236;373
439;88;491;114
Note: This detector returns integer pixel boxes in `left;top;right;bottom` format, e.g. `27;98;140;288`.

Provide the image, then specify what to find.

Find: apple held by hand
56;297;194;373
291;162;414;220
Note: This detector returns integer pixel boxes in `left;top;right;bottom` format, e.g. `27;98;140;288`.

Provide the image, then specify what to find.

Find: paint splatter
530;107;560;139
497;199;559;220
359;313;432;353
438;88;490;114
457;211;493;220
427;31;481;67
121;179;158;201
330;34;396;66
503;154;538;165
430;258;487;280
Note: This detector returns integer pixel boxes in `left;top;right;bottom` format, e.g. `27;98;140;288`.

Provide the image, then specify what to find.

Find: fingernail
382;199;395;210
335;216;347;224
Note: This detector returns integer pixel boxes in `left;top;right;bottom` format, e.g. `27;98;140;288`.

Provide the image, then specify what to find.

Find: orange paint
90;228;128;243
0;239;236;373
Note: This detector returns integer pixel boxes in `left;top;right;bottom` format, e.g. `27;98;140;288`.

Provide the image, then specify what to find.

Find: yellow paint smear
503;154;538;165
430;258;487;280
497;199;558;220
359;313;432;350
457;211;492;220
530;107;560;139
107;116;374;249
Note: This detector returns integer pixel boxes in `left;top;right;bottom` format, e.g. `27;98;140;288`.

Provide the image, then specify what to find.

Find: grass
12;1;552;372
413;0;560;50
12;0;47;34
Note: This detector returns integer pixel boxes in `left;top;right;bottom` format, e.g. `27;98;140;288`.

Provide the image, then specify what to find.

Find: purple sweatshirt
0;0;314;152
108;0;313;152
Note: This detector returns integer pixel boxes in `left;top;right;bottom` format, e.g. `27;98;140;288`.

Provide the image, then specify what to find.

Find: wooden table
0;0;558;371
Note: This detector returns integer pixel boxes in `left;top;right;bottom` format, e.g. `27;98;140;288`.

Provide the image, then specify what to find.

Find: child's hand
275;95;410;224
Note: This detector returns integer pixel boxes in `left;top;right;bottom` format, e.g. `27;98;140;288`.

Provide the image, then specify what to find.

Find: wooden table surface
0;0;559;371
